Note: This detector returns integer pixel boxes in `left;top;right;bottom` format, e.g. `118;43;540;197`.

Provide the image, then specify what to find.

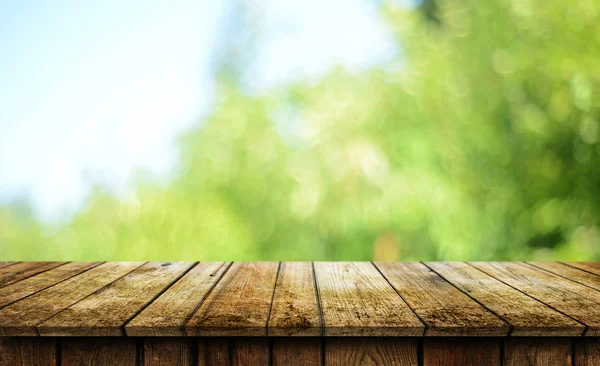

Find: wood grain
0;262;144;336
504;338;572;366
0;262;101;308
565;262;600;277
186;262;279;336
272;338;322;366
0;262;65;288
376;262;508;336
325;338;418;366
126;262;230;336
470;262;600;336
529;262;600;291
143;338;195;366
61;338;136;366
268;262;321;336
314;262;423;336
198;338;269;366
197;338;229;366
423;338;501;366
426;262;584;336
38;262;194;336
574;338;600;366
0;262;18;270
0;337;56;366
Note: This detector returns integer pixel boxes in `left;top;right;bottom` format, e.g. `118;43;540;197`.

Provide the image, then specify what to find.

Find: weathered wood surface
0;262;65;289
143;338;196;366
272;338;322;365
566;262;600;277
422;338;501;366
126;262;230;336
574;338;600;366
61;338;137;366
2;337;600;365
198;338;269;366
470;261;600;336
529;262;600;291
268;262;321;336
0;262;144;336
185;262;279;336
0;262;598;338
503;338;572;366
0;337;56;366
0;262;100;308
39;262;193;336
375;262;508;336
314;262;423;336
325;338;418;366
426;262;585;336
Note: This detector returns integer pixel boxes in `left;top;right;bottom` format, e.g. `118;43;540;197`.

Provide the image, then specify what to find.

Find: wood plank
325;338;418;366
470;262;600;336
198;338;269;366
0;262;101;308
423;338;501;366
426;262;584;336
0;337;56;366
0;262;65;288
529;262;600;291
314;262;423;336
268;262;321;336
0;262;144;336
0;262;18;270
197;338;229;366
38;262;194;336
126;262;230;336
565;262;600;277
375;262;508;336
272;338;322;366
574;338;600;366
504;338;572;366
61;338;136;366
143;338;195;366
185;262;279;336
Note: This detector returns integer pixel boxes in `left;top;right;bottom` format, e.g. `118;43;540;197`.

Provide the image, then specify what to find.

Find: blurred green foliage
2;0;600;260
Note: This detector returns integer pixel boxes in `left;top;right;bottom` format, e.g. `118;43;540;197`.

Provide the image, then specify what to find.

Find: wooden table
0;262;599;365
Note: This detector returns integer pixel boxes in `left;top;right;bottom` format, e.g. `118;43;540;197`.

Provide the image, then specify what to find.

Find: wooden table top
0;261;598;338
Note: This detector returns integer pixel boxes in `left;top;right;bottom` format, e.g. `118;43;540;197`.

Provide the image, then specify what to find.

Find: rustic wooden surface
0;262;64;288
126;262;230;336
422;338;501;366
61;338;137;366
2;336;599;366
0;262;100;308
39;262;193;336
425;262;585;336
0;261;598;338
503;338;572;366
0;337;56;366
268;262;321;336
314;262;423;336
375;262;508;336
0;262;144;336
470;261;600;336
185;262;279;336
143;338;196;366
325;338;418;366
272;338;322;365
529;262;600;291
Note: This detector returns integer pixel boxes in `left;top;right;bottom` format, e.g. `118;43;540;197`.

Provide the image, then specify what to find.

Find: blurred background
1;0;599;261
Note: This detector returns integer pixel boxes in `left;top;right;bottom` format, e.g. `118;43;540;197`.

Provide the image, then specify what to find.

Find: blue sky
0;0;398;221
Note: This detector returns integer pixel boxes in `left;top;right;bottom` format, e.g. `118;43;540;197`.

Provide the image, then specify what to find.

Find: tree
2;0;599;261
